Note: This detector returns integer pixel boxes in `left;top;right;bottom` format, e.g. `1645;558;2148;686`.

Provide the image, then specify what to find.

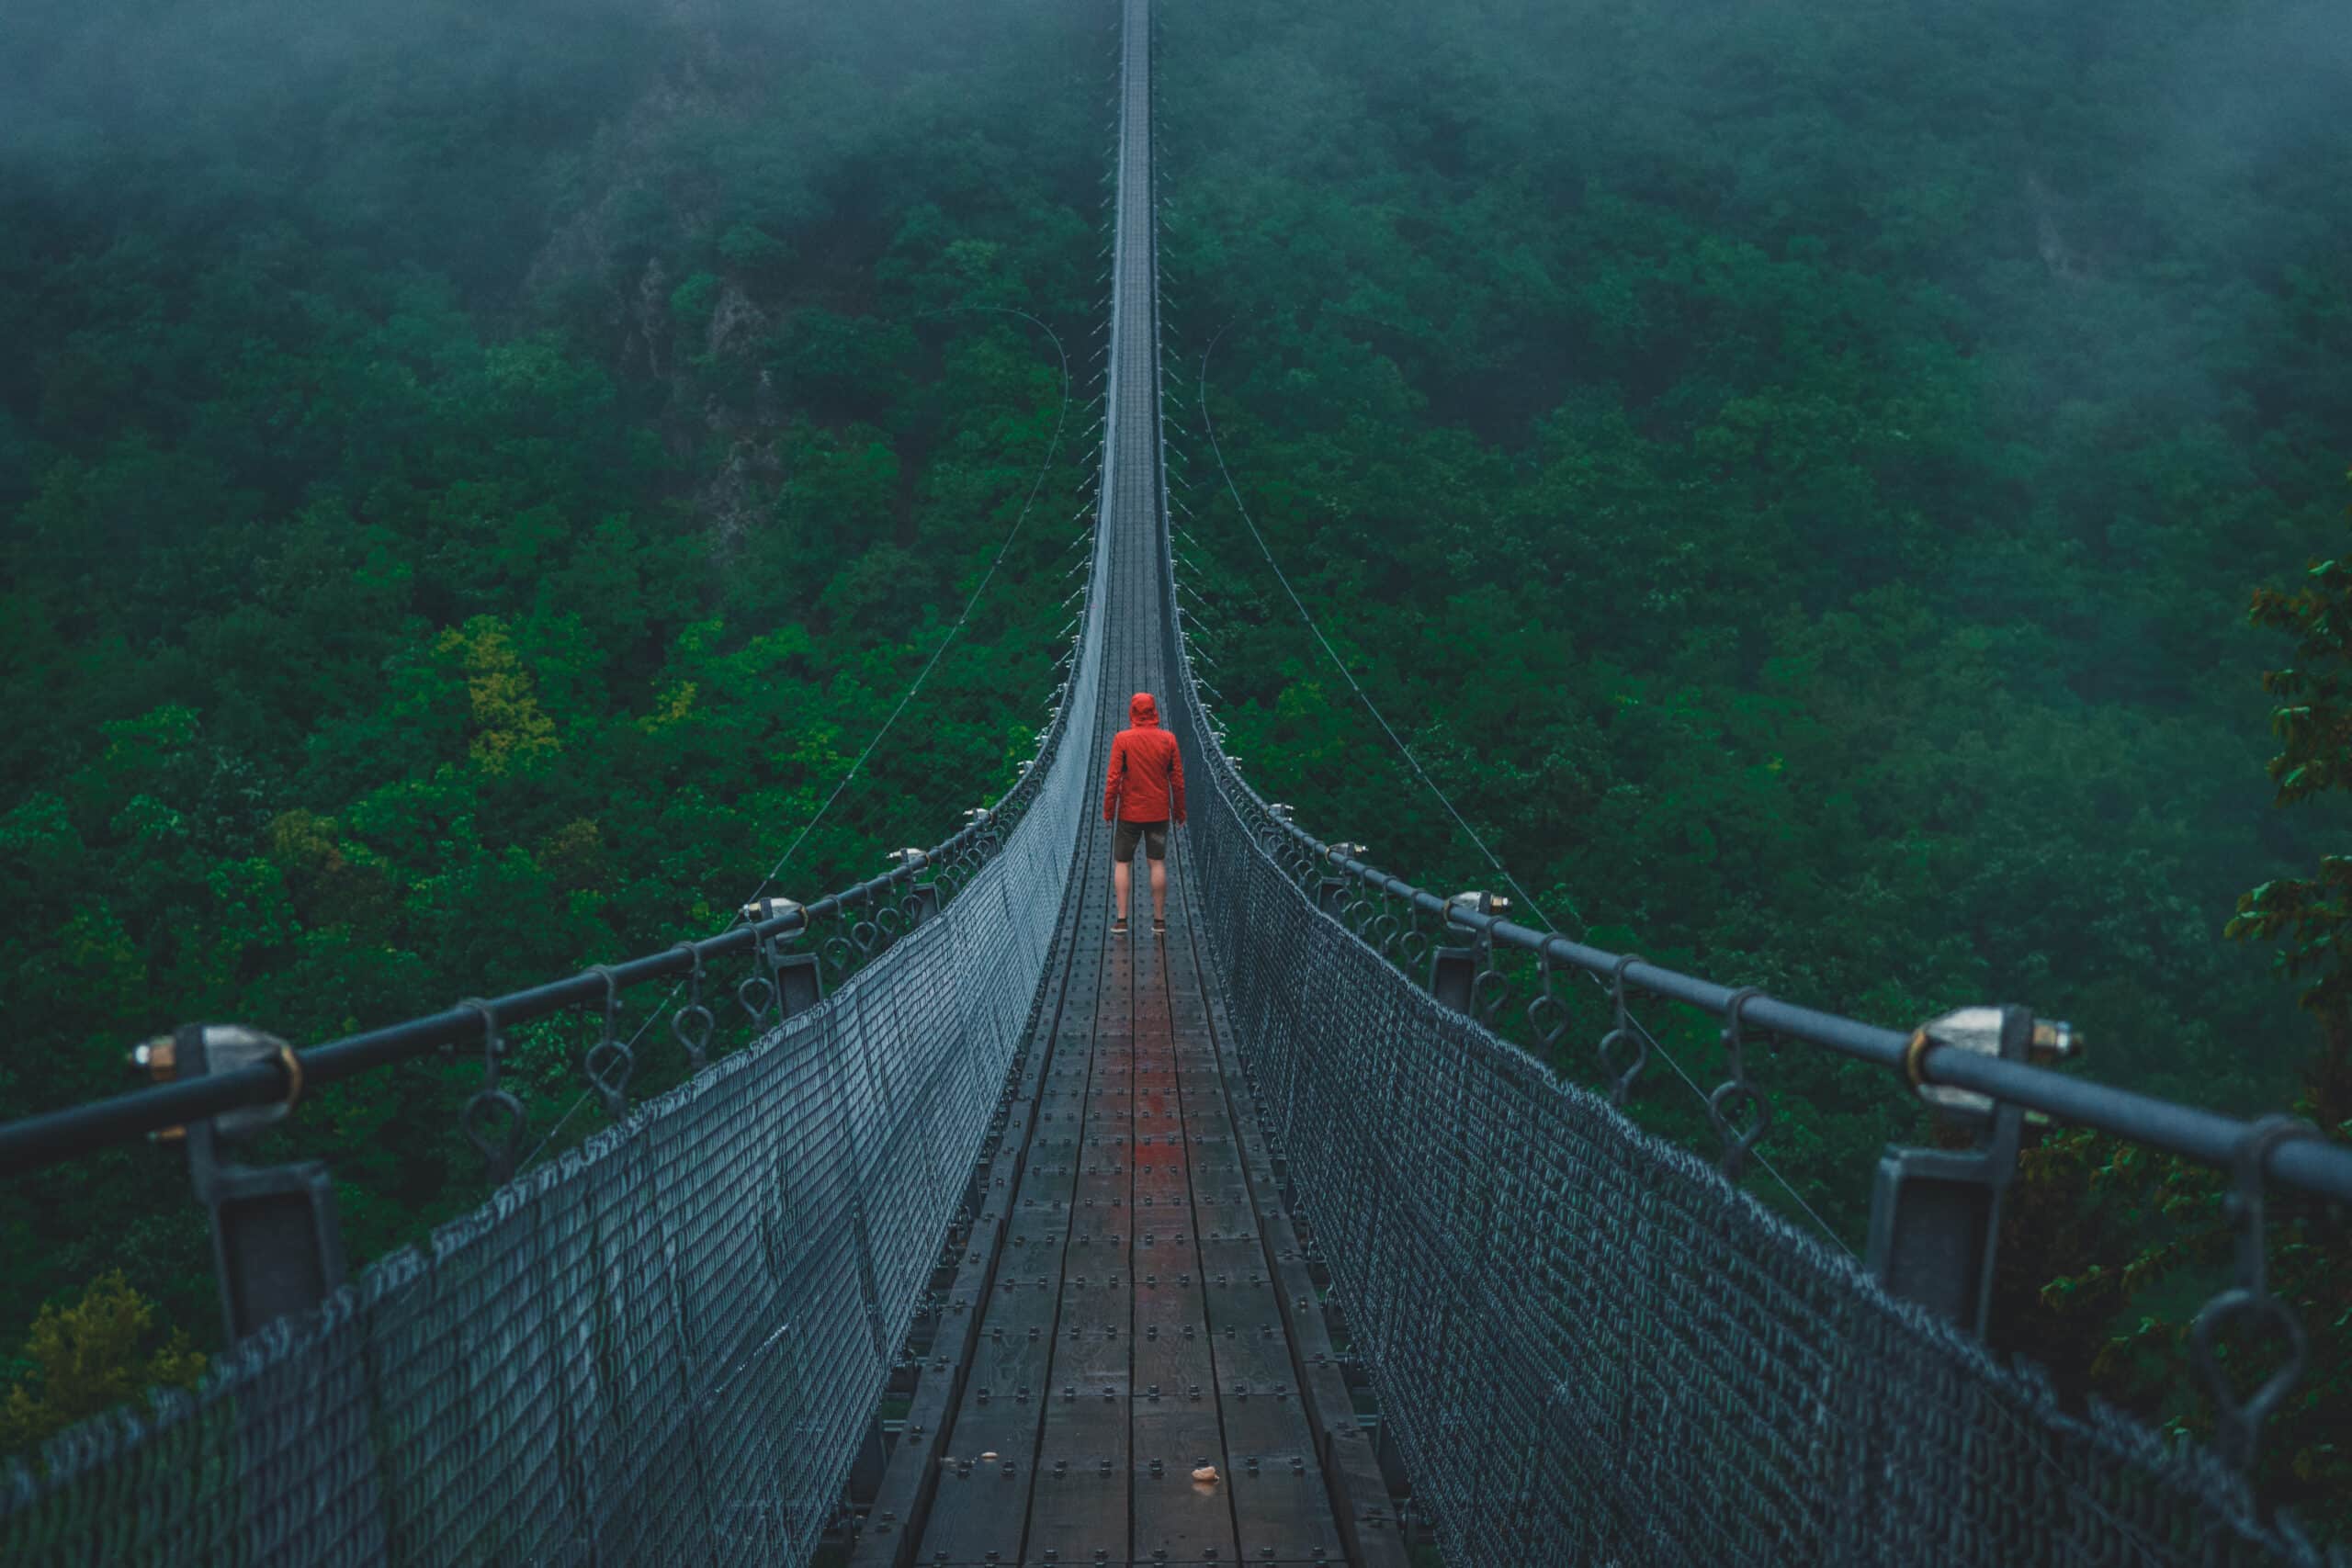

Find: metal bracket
1314;874;1350;915
1429;944;1479;1012
1430;891;1505;1012
775;949;825;1019
1865;1004;2030;1337
168;1024;347;1343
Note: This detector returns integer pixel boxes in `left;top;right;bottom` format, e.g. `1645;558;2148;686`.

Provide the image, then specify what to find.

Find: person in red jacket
1102;691;1186;935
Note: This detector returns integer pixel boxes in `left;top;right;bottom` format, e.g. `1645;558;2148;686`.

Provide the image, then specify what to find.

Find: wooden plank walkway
848;2;1408;1560
847;826;1402;1566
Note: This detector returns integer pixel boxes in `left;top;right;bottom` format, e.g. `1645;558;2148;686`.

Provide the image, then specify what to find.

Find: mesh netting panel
0;568;1108;1568
1163;692;2342;1567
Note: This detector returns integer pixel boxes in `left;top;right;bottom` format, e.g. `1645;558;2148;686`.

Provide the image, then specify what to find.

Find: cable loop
1470;965;1509;1027
1596;953;1648;1106
2191;1113;2322;1470
1525;950;1570;1057
669;942;713;1071
582;965;634;1119
738;931;779;1031
822;928;858;977
809;902;852;980
1709;987;1770;1179
457;998;525;1187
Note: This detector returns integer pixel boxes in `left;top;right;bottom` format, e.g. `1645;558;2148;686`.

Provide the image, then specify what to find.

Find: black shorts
1113;819;1168;862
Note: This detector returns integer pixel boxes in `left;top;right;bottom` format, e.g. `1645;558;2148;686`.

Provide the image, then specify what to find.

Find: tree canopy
1;0;1108;1382
1159;0;2350;1535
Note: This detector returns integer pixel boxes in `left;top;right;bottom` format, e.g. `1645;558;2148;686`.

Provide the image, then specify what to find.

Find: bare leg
1114;859;1130;921
1149;859;1167;922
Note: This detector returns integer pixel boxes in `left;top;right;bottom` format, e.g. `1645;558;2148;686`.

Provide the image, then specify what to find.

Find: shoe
1112;916;1128;935
1152;917;1166;937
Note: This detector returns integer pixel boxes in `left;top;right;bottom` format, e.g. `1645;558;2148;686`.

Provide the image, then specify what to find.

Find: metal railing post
139;1023;347;1342
777;953;825;1019
1319;843;1367;919
1429;945;1478;1011
890;848;944;930
1430;891;1500;1013
1864;1004;2032;1337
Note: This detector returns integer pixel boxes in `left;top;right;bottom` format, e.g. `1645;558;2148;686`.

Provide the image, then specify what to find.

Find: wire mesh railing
1148;28;2346;1563
0;255;1120;1568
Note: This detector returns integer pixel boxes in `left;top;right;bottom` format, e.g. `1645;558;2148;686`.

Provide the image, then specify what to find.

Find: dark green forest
4;0;2347;1538
1157;0;2351;1529
1;0;1109;1436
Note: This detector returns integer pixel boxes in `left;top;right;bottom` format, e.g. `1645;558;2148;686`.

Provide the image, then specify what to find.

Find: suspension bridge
5;2;2350;1563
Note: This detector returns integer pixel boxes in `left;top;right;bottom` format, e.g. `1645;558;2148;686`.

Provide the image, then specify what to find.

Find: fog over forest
3;0;2346;1540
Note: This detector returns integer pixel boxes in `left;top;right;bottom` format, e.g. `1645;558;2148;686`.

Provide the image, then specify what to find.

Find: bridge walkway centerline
851;2;1404;1562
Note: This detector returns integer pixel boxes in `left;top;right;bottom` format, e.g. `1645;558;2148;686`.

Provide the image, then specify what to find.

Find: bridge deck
859;838;1376;1567
849;2;1405;1561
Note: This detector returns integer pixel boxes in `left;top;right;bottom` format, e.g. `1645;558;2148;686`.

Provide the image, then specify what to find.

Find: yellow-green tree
434;615;560;776
1;1272;207;1458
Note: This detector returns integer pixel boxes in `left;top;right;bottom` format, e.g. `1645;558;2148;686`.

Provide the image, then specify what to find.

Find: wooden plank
912;879;1117;1565
1130;1406;1234;1561
1157;920;1346;1568
851;791;1112;1568
1130;929;1240;1567
1023;1000;1138;1564
1166;882;1415;1568
846;1201;1004;1567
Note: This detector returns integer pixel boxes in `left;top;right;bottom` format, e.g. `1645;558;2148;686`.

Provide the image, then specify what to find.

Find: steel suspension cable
1188;321;1585;936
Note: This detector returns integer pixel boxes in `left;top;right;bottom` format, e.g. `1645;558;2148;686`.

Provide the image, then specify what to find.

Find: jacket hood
1129;692;1160;727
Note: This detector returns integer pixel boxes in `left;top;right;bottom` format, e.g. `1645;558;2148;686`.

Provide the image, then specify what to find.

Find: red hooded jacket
1103;692;1186;825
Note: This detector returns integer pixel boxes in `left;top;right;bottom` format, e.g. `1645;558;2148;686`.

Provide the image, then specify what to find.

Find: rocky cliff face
520;12;789;562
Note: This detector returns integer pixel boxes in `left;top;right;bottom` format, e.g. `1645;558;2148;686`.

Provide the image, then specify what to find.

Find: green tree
2005;479;2352;1541
0;1272;206;1457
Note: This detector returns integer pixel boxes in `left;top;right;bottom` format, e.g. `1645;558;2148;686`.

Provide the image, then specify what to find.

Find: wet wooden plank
1167;888;1414;1568
1130;1406;1234;1561
1024;973;1138;1565
913;883;1116;1566
846;1200;1003;1567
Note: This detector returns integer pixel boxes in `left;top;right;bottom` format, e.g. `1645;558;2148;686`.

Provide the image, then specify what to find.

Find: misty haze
3;0;2348;1562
